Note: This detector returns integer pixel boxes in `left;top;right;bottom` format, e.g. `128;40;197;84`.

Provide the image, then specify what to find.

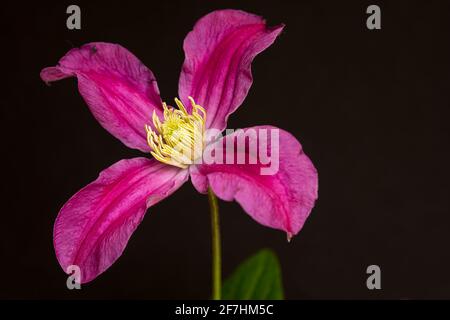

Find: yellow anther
145;97;206;169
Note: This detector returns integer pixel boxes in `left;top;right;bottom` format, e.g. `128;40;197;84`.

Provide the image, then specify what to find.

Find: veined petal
178;10;284;131
190;126;318;237
54;157;188;283
41;42;162;152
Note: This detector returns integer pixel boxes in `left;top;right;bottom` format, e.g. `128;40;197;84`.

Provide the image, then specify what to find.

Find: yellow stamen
145;97;206;169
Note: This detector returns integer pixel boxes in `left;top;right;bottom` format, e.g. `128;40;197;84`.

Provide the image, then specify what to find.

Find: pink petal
190;126;318;237
179;10;284;131
41;43;162;152
54;157;188;283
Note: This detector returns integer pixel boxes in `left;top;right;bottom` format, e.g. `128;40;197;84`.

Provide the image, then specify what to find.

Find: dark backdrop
2;0;450;299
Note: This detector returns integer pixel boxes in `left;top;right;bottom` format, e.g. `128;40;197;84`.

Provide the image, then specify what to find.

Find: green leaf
222;249;284;300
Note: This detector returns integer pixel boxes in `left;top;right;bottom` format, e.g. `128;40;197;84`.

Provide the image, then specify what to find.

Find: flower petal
190;126;318;237
54;157;188;283
178;10;284;131
41;42;162;152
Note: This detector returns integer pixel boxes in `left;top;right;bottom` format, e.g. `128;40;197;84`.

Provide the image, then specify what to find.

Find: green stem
207;187;222;300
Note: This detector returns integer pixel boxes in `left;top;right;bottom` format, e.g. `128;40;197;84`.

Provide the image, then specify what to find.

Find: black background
2;0;450;299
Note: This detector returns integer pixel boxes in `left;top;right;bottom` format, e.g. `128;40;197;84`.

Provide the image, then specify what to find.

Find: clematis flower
41;9;318;283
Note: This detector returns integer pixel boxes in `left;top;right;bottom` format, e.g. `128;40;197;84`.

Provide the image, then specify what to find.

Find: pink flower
41;9;318;283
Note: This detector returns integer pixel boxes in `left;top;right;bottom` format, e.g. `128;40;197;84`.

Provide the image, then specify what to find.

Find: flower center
145;97;206;169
